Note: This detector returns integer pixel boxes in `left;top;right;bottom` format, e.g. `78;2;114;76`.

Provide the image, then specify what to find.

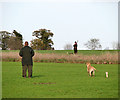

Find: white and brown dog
86;62;97;77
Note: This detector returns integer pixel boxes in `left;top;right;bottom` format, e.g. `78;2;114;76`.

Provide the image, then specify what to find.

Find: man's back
21;46;34;58
19;41;35;78
19;46;34;66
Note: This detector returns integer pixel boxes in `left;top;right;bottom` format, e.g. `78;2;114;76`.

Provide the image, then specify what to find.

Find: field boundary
1;50;118;64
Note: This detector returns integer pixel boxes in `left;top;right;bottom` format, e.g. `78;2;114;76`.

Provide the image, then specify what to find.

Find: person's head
75;41;77;43
24;41;29;46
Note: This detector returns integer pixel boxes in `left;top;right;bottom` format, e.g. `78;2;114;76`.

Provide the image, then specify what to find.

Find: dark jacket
73;43;77;50
19;46;34;66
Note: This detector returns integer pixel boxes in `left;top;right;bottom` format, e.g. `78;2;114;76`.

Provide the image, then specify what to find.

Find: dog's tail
94;68;96;70
94;68;99;72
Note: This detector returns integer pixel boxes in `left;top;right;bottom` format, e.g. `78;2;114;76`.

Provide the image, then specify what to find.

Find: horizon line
0;0;119;3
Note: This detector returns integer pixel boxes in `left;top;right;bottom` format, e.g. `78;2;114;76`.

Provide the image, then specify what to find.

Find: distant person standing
19;41;34;78
73;41;78;54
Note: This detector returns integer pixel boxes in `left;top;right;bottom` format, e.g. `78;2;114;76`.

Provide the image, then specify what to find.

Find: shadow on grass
32;75;45;78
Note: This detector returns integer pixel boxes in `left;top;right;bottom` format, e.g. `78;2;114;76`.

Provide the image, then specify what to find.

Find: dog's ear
86;62;89;65
86;62;90;65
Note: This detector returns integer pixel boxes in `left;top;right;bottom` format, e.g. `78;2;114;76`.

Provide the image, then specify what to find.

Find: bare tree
112;42;120;50
84;38;102;50
104;47;109;50
64;43;72;50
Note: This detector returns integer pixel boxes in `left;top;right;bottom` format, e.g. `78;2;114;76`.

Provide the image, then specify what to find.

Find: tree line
0;29;54;50
0;29;119;50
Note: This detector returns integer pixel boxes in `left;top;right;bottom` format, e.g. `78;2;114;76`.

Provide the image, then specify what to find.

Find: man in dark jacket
73;41;77;54
19;41;34;78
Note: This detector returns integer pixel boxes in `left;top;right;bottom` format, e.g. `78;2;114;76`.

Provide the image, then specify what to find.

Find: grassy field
1;50;118;55
2;62;118;98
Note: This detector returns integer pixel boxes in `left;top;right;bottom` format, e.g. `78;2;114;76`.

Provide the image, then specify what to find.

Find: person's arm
31;49;35;57
19;48;23;57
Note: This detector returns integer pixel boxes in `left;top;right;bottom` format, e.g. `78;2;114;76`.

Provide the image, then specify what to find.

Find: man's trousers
22;65;32;77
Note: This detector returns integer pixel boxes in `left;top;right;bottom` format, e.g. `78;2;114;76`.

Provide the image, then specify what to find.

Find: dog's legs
93;70;95;76
90;71;94;77
90;71;92;76
88;73;89;76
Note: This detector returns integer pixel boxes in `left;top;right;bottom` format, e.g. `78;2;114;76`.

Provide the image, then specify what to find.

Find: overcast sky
0;0;118;50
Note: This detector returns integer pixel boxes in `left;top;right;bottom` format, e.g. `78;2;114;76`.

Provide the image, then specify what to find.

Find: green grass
2;50;119;55
0;62;2;100
2;62;118;98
